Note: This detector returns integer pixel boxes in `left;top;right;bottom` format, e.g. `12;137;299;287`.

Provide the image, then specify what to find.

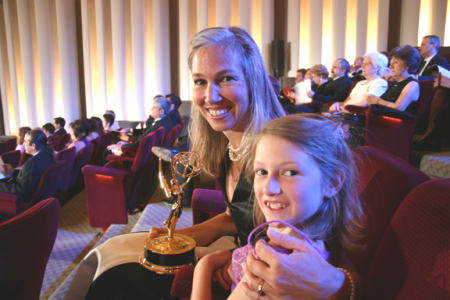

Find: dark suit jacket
128;116;173;148
312;75;353;103
419;54;450;76
53;128;67;136
144;109;180;130
0;150;55;202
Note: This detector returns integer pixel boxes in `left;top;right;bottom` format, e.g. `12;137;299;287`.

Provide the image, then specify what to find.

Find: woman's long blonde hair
246;114;365;251
188;27;286;177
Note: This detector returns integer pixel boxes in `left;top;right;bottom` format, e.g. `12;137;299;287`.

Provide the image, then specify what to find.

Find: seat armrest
82;165;129;178
106;155;135;163
367;105;418;121
345;104;367;115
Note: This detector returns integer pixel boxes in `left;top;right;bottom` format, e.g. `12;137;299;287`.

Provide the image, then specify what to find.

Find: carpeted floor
40;171;215;300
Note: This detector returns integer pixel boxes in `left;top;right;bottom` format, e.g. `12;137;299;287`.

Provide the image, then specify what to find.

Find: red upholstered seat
68;144;94;195
89;136;102;165
0;140;8;155
364;179;450;299
58;133;71;151
18;151;32;167
6;137;17;151
48;135;61;151
345;79;435;161
0;160;66;222
1;150;21;168
0;198;60;300
162;124;183;148
83;130;157;227
55;147;77;202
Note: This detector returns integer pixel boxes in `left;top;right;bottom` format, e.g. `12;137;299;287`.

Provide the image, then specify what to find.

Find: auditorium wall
0;0;448;135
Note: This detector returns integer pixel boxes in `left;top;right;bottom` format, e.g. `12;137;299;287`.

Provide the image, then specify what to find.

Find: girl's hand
240;227;345;300
197;251;233;289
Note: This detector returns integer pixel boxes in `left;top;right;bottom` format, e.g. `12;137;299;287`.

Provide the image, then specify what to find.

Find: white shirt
345;78;388;106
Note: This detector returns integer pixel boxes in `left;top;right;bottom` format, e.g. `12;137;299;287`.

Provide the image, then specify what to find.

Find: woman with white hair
329;52;388;112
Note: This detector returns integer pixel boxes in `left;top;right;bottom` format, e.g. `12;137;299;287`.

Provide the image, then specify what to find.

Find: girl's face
102;118;109;129
253;135;334;228
69;127;76;140
191;47;250;134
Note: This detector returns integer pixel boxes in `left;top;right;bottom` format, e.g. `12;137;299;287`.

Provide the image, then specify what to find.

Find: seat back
6;137;17;151
89;136;101;165
0;140;8;155
364;179;450;299
0;198;60;300
1;150;21;168
48;135;61;151
68;144;94;189
131;131;157;174
162;124;181;148
58;133;71;151
349;146;430;278
55;147;77;193
29;160;66;203
18;151;32;167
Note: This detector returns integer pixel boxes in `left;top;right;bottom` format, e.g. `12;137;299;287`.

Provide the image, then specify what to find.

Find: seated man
42;123;55;138
105;97;172;160
299;58;353;113
141;94;181;131
0;130;57;202
53;117;66;136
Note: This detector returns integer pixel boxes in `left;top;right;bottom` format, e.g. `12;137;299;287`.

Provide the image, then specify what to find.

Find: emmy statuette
140;147;202;274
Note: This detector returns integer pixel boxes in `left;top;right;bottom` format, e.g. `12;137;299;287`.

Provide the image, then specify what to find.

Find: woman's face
69;127;76;140
361;57;377;78
390;56;408;77
102;118;109;129
312;74;323;85
191;47;250;134
253;135;333;228
304;70;312;79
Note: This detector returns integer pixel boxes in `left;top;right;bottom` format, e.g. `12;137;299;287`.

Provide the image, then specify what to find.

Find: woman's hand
367;94;381;106
240;227;345;300
148;227;168;239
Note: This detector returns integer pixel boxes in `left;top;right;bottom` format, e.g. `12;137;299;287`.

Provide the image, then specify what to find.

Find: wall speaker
271;40;285;70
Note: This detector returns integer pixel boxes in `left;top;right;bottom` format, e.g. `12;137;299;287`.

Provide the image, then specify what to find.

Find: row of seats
170;146;449;299
83;123;183;228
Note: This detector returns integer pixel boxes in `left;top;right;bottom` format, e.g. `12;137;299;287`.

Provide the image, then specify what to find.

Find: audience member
350;56;363;76
192;114;364;300
91;117;104;135
53;117;66;136
329;52;388;112
67;120;90;155
86;119;100;141
416;35;449;78
0;130;57;202
102;113;115;133
299;59;353;113
105;110;120;130
15;126;31;153
42;123;55;138
367;45;420;112
165;93;182;126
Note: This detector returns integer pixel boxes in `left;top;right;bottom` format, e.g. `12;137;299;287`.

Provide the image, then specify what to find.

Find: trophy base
140;233;197;275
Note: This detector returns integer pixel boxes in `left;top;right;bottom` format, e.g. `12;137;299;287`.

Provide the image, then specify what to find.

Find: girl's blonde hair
246;114;364;251
188;27;286;176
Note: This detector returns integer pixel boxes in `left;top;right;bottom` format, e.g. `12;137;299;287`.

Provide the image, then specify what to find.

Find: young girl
192;114;364;300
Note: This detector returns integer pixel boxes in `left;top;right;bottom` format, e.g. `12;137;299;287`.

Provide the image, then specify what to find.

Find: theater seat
1;150;21;168
0;198;60;300
364;179;450;299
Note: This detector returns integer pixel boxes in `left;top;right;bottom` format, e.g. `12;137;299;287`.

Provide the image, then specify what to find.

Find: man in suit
416;35;449;78
298;58;353;113
53;117;67;136
0;130;56;202
411;35;450;151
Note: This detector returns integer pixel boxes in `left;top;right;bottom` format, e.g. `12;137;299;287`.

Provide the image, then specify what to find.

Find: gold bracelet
337;267;355;300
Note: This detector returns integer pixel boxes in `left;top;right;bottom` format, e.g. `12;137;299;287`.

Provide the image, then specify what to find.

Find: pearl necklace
228;139;250;162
